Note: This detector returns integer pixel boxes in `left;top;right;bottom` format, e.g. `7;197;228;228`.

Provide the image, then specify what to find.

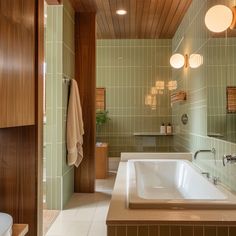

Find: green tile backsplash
45;0;74;210
172;0;236;191
96;39;174;157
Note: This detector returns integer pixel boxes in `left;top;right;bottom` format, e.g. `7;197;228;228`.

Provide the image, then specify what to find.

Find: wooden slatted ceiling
69;0;192;39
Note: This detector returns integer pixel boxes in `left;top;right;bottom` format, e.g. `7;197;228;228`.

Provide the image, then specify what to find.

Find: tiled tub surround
107;159;236;236
96;39;173;157
44;0;75;210
171;0;236;192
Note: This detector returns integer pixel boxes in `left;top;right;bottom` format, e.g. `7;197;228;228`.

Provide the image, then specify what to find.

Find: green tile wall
44;0;74;210
172;0;236;191
96;39;174;157
62;0;75;208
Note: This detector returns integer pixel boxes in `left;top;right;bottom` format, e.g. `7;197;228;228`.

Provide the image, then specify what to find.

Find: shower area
43;0;75;234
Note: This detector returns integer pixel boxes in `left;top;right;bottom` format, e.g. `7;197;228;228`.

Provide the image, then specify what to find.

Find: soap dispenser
160;123;166;134
166;123;172;134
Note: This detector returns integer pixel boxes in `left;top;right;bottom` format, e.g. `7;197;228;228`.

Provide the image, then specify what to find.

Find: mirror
207;35;236;143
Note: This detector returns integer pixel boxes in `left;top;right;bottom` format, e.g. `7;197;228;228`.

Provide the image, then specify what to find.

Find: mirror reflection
207;35;236;143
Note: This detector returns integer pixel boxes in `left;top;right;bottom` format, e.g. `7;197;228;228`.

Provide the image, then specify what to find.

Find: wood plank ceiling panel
144;0;159;38
69;0;192;39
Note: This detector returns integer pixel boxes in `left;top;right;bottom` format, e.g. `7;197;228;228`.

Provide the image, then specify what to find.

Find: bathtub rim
106;160;236;226
121;152;192;162
127;159;236;210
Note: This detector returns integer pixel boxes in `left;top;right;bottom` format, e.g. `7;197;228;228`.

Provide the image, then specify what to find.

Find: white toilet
0;213;13;236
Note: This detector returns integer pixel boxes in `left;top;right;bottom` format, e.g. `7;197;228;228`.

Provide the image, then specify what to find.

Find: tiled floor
46;173;116;236
43;210;60;235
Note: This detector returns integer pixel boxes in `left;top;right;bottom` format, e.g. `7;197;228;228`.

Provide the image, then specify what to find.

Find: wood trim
12;224;29;236
74;12;96;193
36;0;44;235
46;0;62;5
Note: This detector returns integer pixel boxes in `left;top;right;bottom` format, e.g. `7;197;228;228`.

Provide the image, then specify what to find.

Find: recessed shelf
133;132;173;136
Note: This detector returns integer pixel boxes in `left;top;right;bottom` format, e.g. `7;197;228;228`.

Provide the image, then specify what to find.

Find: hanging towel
66;79;84;167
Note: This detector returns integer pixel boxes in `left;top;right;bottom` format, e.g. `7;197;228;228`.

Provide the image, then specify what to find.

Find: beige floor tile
88;222;107;236
45;173;116;236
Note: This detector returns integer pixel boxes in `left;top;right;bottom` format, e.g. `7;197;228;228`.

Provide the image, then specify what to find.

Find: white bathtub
127;159;236;209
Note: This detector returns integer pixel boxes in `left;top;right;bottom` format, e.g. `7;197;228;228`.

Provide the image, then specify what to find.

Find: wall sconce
155;81;165;94
150;87;158;95
169;53;186;69
145;94;157;110
170;53;203;69
151;96;157;110
167;80;177;91
145;95;152;106
189;54;203;69
205;5;236;33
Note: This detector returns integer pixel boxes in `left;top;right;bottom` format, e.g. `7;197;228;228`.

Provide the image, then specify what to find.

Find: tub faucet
212;176;220;185
222;154;236;166
194;148;216;160
201;172;210;179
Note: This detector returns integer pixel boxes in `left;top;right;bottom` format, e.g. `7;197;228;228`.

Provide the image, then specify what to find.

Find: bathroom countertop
107;162;236;225
12;224;28;236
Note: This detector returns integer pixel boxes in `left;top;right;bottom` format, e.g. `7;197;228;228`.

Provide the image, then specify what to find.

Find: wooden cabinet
95;143;108;179
0;0;35;128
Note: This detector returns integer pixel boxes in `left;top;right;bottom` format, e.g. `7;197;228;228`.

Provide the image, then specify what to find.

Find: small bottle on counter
166;123;172;134
160;123;166;134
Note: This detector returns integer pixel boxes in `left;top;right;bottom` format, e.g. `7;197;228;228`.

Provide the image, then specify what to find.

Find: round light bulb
189;54;203;68
170;53;185;69
205;5;233;33
116;9;127;15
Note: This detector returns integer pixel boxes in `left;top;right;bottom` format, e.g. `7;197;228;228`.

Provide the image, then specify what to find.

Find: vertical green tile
45;0;74;210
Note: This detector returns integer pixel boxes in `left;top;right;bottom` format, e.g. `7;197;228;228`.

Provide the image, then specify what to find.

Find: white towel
66;79;84;167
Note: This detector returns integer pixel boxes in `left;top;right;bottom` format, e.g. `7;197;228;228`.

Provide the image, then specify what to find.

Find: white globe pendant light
205;5;233;33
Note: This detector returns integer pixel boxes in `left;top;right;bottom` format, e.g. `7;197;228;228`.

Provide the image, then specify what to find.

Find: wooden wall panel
74;12;96;193
0;126;37;236
0;0;35;128
0;0;44;235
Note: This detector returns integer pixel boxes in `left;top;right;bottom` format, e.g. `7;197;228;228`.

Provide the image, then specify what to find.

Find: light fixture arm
184;54;188;68
230;6;236;30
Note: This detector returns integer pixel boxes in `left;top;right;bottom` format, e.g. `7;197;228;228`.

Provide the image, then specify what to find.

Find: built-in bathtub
127;159;236;209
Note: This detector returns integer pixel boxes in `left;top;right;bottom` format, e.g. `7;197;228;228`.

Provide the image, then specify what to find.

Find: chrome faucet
194;148;216;160
201;172;210;178
222;154;236;166
212;176;220;185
